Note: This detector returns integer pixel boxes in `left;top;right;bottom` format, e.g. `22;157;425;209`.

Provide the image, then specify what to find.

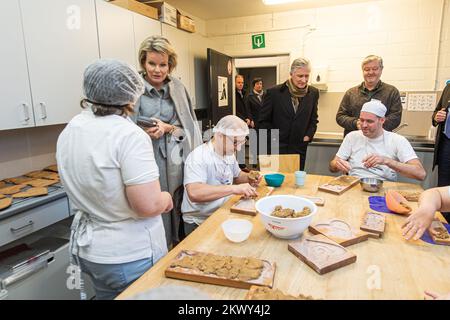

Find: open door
207;49;233;127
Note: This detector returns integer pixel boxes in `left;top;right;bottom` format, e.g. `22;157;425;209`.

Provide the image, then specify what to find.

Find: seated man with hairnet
181;115;262;235
329;99;426;181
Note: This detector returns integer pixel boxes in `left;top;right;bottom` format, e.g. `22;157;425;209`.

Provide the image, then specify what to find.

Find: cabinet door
96;0;136;68
20;0;99;126
0;0;34;130
133;12;161;70
161;24;191;94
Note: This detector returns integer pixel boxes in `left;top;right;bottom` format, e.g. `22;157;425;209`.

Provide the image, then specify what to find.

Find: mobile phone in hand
137;117;158;128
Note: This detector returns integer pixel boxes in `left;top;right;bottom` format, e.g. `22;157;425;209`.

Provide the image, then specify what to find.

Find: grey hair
361;55;383;69
290;57;311;74
138;35;178;73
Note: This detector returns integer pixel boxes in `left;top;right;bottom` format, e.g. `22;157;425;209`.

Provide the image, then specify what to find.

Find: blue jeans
77;256;153;300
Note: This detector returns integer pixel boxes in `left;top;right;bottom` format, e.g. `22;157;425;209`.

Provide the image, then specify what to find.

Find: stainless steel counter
0;185;66;221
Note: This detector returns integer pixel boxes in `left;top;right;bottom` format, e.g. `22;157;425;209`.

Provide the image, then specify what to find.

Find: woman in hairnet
56;59;173;300
134;36;202;248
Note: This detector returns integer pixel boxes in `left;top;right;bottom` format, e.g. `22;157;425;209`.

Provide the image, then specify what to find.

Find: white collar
207;140;236;164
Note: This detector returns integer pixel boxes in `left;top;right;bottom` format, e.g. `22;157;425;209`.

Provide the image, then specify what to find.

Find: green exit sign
252;34;265;49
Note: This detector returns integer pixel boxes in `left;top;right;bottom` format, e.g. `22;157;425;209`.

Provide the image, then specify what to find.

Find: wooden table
117;174;450;300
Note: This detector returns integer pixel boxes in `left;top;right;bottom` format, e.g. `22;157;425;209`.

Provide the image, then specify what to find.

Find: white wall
437;0;450;90
207;0;450;92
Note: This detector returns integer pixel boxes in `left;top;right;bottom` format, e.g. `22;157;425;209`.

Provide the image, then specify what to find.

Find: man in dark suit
432;82;450;221
235;74;253;128
258;58;319;171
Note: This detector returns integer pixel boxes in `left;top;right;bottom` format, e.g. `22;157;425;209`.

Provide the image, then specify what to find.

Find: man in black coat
235;74;253;128
432;82;450;221
259;58;319;171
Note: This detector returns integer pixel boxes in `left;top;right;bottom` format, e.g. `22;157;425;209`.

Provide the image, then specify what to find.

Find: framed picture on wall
218;76;228;107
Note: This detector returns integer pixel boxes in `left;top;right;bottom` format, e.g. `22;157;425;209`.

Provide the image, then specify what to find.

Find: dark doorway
207;48;233;127
237;67;277;93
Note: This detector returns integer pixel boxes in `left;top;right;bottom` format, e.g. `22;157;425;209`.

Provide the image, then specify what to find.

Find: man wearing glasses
336;55;402;136
181;115;262;235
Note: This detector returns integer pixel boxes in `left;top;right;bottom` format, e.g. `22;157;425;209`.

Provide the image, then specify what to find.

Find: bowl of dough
255;195;317;239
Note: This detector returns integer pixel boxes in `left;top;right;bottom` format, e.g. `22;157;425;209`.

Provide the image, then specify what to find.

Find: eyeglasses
224;135;248;147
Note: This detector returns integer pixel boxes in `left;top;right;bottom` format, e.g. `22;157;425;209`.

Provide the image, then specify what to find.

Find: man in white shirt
182;115;261;235
329;99;426;181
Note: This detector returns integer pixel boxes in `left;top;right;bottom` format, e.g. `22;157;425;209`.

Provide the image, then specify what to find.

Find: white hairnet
361;99;387;117
83;59;144;106
213;115;249;137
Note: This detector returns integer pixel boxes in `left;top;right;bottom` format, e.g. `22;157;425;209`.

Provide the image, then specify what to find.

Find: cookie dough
271;205;311;218
170;252;264;281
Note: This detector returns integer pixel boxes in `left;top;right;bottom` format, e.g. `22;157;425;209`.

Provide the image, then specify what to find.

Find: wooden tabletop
117;174;450;300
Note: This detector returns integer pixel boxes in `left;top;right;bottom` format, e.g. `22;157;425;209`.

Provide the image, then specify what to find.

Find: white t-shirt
182;141;241;225
336;130;418;181
57;109;166;264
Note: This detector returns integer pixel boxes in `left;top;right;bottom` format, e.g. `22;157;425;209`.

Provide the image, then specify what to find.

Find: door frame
233;54;290;86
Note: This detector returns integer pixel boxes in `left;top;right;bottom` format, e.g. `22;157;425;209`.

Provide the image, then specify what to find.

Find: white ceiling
163;0;374;20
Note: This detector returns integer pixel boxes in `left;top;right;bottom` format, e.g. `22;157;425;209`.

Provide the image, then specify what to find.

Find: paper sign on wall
407;93;437;111
218;76;228;107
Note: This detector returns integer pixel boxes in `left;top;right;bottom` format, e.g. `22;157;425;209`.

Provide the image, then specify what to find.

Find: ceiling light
262;0;303;5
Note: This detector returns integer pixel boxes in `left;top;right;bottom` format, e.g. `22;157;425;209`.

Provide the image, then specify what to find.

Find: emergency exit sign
252;34;265;49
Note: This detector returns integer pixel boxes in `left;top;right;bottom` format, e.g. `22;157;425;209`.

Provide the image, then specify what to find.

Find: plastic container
221;219;253;243
294;171;306;186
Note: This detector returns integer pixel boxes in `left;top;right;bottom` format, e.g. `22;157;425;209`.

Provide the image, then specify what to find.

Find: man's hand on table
401;207;435;240
335;157;351;174
232;183;258;198
248;173;263;188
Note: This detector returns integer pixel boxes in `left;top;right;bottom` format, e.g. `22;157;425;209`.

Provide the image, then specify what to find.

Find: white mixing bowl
255;195;317;239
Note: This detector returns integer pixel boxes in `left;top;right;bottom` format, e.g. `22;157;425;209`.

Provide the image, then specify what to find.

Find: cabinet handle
39;102;47;119
10;220;34;233
21;103;30;122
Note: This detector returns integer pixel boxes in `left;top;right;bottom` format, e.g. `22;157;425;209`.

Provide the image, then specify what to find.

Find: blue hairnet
83;59;144;106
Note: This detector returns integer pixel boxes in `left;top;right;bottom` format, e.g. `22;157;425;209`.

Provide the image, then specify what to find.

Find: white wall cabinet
0;0;202;132
0;1;35;130
162;24;192;94
96;2;163;71
95;0;136;68
132;12;161;70
20;0;99;127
